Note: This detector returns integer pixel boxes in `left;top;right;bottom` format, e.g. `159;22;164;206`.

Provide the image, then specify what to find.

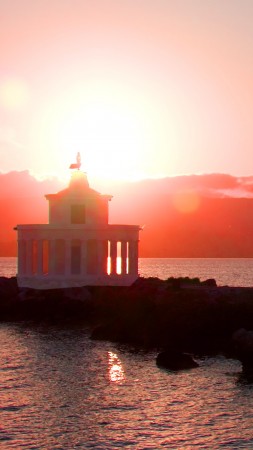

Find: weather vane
69;152;81;170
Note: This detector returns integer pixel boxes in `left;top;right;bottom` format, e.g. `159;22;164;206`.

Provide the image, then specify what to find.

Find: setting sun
30;82;157;182
57;101;142;180
1;1;253;180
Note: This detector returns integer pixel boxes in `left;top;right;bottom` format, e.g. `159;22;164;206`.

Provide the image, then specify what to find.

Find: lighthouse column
120;241;127;275
26;239;33;275
48;240;56;275
98;240;108;275
81;240;87;275
66;239;72;276
18;240;26;275
37;239;44;275
110;240;117;275
128;240;138;276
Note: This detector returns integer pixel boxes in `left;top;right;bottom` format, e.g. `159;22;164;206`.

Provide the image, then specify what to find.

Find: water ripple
0;324;252;449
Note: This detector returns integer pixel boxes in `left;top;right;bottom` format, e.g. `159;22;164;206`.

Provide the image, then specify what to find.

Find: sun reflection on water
108;352;125;383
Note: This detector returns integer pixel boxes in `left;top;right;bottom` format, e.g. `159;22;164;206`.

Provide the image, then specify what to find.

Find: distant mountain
108;174;253;257
1;171;253;257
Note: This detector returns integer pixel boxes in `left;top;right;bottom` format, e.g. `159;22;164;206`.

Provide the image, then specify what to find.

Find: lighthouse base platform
17;274;139;290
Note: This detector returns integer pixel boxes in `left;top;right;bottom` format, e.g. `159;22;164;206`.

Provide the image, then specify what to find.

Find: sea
0;257;253;449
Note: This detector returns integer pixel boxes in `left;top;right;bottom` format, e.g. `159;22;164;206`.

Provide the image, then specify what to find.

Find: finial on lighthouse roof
69;152;81;170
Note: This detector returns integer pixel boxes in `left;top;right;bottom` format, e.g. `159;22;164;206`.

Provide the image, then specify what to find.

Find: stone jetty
1;276;253;370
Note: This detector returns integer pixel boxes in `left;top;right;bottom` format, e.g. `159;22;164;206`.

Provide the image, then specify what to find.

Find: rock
232;328;253;370
0;277;18;298
18;287;37;302
91;324;123;342
172;278;181;289
201;278;217;287
156;350;199;371
63;286;92;303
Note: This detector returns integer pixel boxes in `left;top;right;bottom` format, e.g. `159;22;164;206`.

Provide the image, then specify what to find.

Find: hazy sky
1;0;253;183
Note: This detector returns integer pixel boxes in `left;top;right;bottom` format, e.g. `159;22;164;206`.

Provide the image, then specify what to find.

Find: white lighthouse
15;154;141;289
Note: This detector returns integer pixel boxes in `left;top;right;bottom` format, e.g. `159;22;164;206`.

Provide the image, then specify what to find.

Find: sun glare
33;85;151;181
59;104;142;179
108;352;125;383
172;190;201;214
0;78;29;111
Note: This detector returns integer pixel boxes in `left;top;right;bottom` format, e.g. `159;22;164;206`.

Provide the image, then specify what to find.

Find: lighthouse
15;154;141;289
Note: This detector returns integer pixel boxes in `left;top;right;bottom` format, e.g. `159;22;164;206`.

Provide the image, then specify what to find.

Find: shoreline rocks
156;350;199;371
233;328;253;372
1;276;253;367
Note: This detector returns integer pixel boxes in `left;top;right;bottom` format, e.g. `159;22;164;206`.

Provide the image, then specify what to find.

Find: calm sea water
3;256;253;286
0;258;253;448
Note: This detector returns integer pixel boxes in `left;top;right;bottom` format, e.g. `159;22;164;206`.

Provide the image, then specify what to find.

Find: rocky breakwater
232;328;253;374
0;276;93;322
1;276;253;363
91;277;253;353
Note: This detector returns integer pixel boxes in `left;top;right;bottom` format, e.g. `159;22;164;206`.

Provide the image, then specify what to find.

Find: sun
33;84;151;182
58;102;143;180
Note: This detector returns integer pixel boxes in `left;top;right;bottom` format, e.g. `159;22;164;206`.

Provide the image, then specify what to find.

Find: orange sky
1;0;253;184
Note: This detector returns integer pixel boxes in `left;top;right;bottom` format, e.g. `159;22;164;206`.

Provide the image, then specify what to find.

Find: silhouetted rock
91;324;123;342
233;328;253;371
1;277;253;358
0;277;19;319
0;277;18;299
201;278;217;287
156;350;199;371
62;286;92;303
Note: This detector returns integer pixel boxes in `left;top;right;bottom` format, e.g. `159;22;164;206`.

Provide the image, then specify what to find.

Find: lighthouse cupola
45;154;112;227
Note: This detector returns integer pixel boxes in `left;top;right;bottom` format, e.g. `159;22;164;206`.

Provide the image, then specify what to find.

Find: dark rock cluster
1;276;253;372
156;350;199;371
232;328;253;373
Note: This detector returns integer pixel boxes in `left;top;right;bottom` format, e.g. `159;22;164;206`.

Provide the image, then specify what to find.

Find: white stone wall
16;224;140;289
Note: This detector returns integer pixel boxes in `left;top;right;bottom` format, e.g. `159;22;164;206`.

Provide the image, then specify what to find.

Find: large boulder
233;328;253;371
156;350;199;371
201;278;217;287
